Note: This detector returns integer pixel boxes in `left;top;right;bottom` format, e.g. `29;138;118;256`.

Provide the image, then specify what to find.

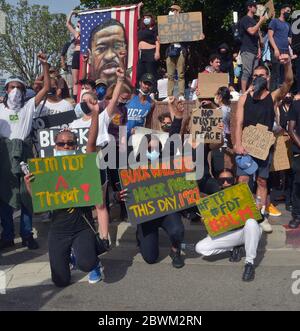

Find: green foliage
0;0;69;83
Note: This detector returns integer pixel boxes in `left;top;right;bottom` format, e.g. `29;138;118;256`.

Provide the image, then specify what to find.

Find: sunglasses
218;177;235;185
56;141;76;147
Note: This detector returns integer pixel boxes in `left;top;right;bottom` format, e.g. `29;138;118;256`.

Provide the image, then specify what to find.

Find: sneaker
88;264;102;284
22;235;39;250
0;239;15;251
229;245;243;262
266;203;282;217
169;249;185;269
288;218;300;229
260;217;273;233
70;250;77;271
178;95;185;101
242;262;255;282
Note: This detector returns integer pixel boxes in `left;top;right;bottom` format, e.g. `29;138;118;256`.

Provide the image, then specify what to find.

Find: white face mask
7;88;23;110
169;11;175;16
54;150;76;157
75;26;80;33
139;88;150;96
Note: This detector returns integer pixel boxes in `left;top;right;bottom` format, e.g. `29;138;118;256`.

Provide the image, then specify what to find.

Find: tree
0;0;69;84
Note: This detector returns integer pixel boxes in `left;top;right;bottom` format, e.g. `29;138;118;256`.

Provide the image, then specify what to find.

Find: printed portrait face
89;20;127;87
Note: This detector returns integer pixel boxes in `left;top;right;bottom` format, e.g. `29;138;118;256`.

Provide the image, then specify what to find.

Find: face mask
161;123;172;132
54;150;76;157
143;18;151;26
169;11;175;16
96;85;107;100
146;150;160;161
284;12;290;20
7;88;23;110
118;100;128;106
75;26;80;33
253;76;268;98
284;97;292;105
139;88;150;96
48;87;57;96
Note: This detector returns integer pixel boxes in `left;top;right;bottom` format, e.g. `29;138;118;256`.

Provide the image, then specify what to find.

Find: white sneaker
260;217;273;233
178;95;185;101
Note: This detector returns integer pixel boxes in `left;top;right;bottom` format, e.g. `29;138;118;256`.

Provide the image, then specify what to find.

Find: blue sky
8;0;81;14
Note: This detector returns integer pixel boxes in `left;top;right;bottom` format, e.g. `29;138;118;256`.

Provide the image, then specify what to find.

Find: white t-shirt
96;109;111;147
35;99;73;118
0;98;37;140
69;117;91;129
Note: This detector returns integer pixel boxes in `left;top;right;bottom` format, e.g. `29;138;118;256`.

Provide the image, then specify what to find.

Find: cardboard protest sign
28;153;102;212
158;12;204;44
242;124;276;160
271;133;291;172
197;183;261;237
38;128;89;157
119;156;201;225
191;102;223;143
265;0;275;19
197;73;228;99
32;111;77;144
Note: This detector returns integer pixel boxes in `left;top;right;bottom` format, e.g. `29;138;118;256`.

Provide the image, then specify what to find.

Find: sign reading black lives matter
119;156;201;225
158;12;204;44
32;111;77;144
38;127;89;157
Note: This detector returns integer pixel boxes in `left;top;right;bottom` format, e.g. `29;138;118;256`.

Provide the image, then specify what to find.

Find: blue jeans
0;201;33;241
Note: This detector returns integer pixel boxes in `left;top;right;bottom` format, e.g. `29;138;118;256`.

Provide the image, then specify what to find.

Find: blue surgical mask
96;85;107;100
54;150;76;157
143;18;151;26
146;150;160;161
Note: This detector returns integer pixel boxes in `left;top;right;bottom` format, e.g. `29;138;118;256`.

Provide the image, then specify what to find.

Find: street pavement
0;203;300;311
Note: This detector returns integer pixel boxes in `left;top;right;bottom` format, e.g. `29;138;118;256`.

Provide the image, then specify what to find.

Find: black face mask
284;97;293;105
253;76;268;98
161;123;172;132
48;87;57;96
284;12;290;21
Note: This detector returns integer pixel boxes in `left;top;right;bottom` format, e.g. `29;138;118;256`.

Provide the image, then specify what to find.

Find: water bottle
181;242;195;251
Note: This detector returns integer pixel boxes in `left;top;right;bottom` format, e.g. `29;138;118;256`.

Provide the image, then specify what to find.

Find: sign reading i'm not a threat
119;157;201;225
28;153;102;212
197;183;261;237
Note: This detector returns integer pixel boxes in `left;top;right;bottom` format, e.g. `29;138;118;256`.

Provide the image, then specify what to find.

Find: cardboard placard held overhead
242;124;276;161
191;101;223;143
271;134;291;172
158;12;204;44
28;153;102;213
197;73;229;99
197;183;261;237
265;0;275;19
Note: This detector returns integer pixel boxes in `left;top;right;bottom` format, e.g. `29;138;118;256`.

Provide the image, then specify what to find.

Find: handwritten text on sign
28;153;102;212
158;12;203;44
119;157;201;225
191;107;223;143
197;183;261;237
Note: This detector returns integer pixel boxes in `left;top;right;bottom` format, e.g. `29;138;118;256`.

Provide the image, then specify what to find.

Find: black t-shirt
288;100;300;154
50;207;94;234
240;15;259;54
138;28;157;45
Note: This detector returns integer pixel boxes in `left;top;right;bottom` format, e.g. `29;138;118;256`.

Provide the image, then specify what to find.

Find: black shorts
72;51;80;70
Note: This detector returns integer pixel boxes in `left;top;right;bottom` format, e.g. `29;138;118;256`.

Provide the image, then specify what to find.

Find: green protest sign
28;153;102;212
119;156;201;225
197;183;261;237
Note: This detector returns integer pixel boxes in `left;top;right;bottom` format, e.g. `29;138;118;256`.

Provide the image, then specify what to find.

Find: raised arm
35;53;50;107
233;94;247;155
66;11;79;38
86;99;100;153
272;54;293;103
247;15;266;35
106;68;125;118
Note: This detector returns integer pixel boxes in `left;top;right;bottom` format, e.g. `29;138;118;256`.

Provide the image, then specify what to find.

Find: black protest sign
38;127;89;157
158;12;204;44
191;104;223;143
119;157;201;225
32;111;77;144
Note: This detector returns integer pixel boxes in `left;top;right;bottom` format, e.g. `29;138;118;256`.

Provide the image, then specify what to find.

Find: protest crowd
1;0;300;287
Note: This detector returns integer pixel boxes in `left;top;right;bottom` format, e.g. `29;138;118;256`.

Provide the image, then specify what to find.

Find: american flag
78;4;141;90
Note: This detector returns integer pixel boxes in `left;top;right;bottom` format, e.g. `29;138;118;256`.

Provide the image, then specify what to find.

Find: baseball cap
5;76;27;88
246;0;257;7
141;73;155;85
235;155;258;175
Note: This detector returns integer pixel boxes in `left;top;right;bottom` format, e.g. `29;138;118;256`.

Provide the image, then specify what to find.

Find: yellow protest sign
197;183;261;237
